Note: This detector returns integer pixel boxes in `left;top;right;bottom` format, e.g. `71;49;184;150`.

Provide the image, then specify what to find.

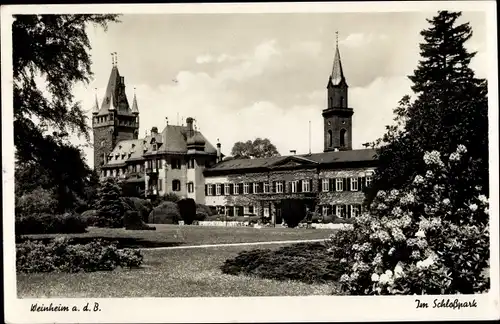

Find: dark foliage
196;203;214;216
281;199;306;228
95;177;124;228
123;211;156;231
16;238;143;273
231;138;280;159
13;14;120;213
177;198;197;225
365;11;488;206
121;197;153;222
15;212;87;235
221;243;343;284
81;209;99;227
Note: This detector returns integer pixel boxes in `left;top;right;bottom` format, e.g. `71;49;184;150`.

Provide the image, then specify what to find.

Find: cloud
340;33;389;48
195;54;214;64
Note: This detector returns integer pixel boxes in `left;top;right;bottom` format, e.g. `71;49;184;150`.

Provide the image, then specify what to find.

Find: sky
71;11;488;168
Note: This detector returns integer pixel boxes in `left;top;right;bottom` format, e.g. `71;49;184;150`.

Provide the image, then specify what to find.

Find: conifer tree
366;11;488;205
95;177;124;228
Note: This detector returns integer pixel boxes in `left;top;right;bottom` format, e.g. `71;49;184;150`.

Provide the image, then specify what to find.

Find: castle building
95;40;377;223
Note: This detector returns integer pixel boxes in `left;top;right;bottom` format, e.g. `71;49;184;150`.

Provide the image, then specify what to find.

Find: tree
231;138;280;159
365;11;488;206
95;177;124;228
13;14;120;210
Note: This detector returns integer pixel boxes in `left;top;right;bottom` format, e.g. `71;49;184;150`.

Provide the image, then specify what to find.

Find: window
172;180;181;191
302;180;311;192
224;184;230;195
234;183;239;195
264;207;270;217
216;184;221;196
366;175;373;188
336;205;343;218
244;206;249;215
340;129;346;147
244;183;249;194
158;179;163;191
291;181;298;193
350;177;358;191
340;96;344;107
207;185;213;196
248;205;254;214
328;130;333;147
322;179;329;192
158;159;163;169
336;178;343;191
322;205;329;216
253;183;259;194
152;144;158;151
172;159;181;169
276;181;284;193
264;182;270;193
188;182;194;193
188;159;195;169
351;205;361;218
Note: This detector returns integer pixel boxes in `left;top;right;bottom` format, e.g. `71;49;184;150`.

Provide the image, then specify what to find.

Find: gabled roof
131;92;139;114
205;149;377;173
105;139;144;166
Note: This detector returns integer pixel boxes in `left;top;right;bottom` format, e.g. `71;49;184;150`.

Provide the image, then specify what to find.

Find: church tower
322;33;353;152
92;53;139;174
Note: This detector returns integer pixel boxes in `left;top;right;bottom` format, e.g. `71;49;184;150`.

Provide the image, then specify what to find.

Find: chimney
151;127;158;136
216;139;222;163
290;150;296;155
186;117;194;136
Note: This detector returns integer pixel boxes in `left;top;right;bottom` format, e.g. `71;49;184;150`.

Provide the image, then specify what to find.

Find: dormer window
152;144;158;151
118;145;122;150
131;144;136;149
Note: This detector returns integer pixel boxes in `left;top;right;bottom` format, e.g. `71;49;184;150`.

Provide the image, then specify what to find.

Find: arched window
340;96;344;107
329;97;333;107
327;130;333;147
340;129;347;147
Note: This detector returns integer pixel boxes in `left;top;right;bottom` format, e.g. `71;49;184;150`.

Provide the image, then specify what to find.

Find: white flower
425;170;434;178
390;189;399;196
376;190;386;198
388;247;396;256
416;261;423;268
485;208;489;215
371;273;380;282
413;175;425;184
449;152;460;162
394;264;404;278
442;198;450;205
457;145;467;154
415;230;425;238
478;195;488;204
475;185;482;191
469;204;478;212
339;274;350;283
423;151;444;166
375;287;382;294
392;206;403;216
379;273;390;284
385;270;393;277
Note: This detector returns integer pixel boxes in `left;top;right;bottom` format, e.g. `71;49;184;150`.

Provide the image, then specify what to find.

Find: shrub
221;242;343;284
124;211;156;230
177;198;197;225
205;214;225;221
281;199;306;228
81;209;99;227
152;192;180;207
15;212;87;235
327;146;489;295
195;212;208;222
196;203;214;216
95;178;124;228
16;238;144;273
15;187;58;217
148;201;181;224
121;197;153;222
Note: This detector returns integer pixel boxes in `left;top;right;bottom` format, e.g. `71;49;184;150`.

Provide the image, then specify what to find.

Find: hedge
16;213;87;235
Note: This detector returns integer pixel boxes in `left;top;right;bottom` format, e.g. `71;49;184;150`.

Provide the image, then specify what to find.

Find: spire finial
335;31;339;47
114;52;118;66
111;52;114;66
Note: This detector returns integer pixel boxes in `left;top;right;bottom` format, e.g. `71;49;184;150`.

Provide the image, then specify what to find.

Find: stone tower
92;55;139;174
322;34;353;152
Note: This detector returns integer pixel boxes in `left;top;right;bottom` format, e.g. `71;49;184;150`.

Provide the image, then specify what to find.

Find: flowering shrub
16;238;144;273
327;145;489;295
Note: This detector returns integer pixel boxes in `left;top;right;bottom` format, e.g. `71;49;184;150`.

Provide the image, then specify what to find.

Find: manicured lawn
18;224;335;248
17;243;338;298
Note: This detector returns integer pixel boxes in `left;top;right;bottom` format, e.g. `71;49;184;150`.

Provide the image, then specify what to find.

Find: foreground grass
18;224;334;248
17;243;337;298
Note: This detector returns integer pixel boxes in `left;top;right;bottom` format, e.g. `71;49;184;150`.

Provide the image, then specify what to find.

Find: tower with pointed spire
92;53;140;174
322;32;353;152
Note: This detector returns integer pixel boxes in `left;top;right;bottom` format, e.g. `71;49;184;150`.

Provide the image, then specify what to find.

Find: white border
2;2;499;323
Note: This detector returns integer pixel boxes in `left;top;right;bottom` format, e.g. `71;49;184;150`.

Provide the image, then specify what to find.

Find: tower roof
96;64;134;116
330;34;347;86
131;91;139;114
92;91;99;115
